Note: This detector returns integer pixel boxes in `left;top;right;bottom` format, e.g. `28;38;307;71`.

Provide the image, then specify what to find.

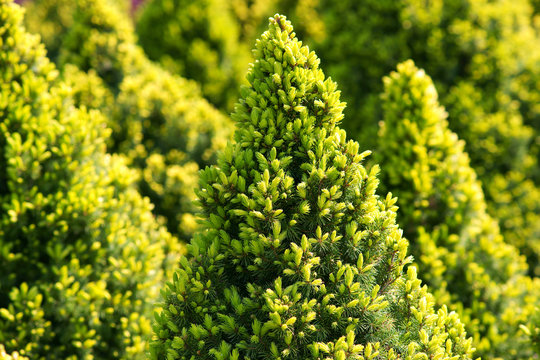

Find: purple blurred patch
14;0;146;11
132;0;145;11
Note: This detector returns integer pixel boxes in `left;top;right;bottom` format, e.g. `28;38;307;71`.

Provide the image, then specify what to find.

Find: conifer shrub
25;0;233;240
150;15;474;360
306;0;538;139
136;0;251;112
0;1;179;357
483;171;540;276
376;60;539;358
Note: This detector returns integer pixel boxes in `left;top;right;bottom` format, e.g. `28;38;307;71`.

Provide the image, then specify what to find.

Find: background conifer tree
151;15;474;360
23;0;131;62
0;0;180;357
24;0;233;240
136;0;252;112
376;60;540;358
134;0;329;113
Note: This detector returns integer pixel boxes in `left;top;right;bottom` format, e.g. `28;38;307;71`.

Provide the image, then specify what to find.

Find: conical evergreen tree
24;0;233;240
0;0;179;357
150;15;474;359
376;60;540;358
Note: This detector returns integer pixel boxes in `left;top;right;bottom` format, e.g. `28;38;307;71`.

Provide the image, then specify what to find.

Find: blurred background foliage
376;60;538;358
24;0;233;242
21;0;540;273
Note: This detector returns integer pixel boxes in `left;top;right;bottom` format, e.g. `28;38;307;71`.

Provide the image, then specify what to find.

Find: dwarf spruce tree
25;0;233;240
150;15;474;360
0;1;180;357
376;60;540;358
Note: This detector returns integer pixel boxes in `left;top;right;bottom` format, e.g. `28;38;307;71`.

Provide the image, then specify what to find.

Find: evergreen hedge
376;60;540;358
25;0;233;240
0;0;180;357
150;15;474;360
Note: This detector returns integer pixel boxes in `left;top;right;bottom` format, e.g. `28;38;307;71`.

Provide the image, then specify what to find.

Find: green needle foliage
136;0;251;112
376;60;540;358
150;15;474;360
308;0;540;276
24;0;233;240
0;0;180;357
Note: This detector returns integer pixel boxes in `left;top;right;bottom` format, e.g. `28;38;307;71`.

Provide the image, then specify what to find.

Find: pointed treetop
232;14;345;153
